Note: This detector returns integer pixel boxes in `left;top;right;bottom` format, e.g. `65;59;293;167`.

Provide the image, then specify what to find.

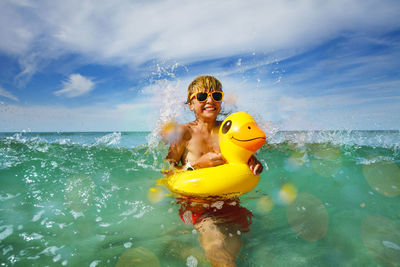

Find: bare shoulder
178;122;193;142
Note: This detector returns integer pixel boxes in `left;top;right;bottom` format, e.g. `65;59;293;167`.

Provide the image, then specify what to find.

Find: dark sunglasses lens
212;92;223;101
196;92;208;101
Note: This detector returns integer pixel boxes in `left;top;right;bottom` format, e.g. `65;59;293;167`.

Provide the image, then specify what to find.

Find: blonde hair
186;75;223;103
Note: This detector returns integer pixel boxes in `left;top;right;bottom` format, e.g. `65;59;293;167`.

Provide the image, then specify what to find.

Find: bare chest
184;132;220;160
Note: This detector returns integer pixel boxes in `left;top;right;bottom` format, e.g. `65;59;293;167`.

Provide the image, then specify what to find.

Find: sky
0;0;400;132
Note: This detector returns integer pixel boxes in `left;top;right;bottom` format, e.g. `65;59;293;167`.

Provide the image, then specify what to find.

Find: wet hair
186;75;223;104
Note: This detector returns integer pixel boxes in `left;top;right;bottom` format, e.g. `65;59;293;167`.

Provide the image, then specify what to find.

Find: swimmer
164;75;263;267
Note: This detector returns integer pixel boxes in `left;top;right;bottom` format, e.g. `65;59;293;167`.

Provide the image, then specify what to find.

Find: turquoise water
1;131;399;266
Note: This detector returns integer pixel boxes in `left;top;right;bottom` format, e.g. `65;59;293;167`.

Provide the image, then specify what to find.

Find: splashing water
0;130;399;266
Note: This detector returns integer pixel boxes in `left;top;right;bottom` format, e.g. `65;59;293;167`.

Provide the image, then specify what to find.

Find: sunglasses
190;91;224;102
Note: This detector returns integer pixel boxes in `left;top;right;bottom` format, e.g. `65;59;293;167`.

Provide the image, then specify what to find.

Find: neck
194;117;216;132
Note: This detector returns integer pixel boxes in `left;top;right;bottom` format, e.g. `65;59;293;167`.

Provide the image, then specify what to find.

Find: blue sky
0;0;399;132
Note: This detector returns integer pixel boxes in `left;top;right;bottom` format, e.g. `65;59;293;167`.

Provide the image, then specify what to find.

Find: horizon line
1;129;399;134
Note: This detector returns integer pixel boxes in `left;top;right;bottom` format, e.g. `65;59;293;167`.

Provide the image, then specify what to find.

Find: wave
1;131;398;172
0;132;168;172
2;130;400;148
267;130;400;149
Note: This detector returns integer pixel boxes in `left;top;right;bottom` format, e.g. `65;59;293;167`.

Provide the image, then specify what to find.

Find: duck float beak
230;122;266;152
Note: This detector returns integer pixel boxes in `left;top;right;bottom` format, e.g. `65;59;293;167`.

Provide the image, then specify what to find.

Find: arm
191;152;226;169
163;125;190;175
248;155;263;175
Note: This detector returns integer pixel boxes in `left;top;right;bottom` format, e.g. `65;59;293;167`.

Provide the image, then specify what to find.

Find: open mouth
203;107;216;111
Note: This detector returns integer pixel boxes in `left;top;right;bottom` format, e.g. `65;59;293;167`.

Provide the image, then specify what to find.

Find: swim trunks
177;198;253;232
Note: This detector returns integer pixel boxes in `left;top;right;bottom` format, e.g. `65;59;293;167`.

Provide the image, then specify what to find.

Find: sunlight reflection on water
286;192;329;242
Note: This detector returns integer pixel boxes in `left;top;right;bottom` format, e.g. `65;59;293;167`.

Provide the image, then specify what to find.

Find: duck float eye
222;120;232;134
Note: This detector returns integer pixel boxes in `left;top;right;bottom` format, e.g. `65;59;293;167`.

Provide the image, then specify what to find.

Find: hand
194;152;226;168
248;155;263;175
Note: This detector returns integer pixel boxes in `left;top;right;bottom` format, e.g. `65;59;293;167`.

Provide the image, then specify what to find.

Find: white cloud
0;86;19;101
1;76;399;131
54;74;95;97
1;0;399;131
1;0;399;80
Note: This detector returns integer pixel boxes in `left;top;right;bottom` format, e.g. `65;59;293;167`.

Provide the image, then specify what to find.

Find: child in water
164;75;263;266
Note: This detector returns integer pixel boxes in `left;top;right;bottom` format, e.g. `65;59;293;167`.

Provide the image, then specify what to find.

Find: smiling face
187;75;223;123
188;90;222;122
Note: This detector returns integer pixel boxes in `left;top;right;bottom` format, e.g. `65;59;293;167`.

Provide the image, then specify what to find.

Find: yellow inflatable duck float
162;112;266;199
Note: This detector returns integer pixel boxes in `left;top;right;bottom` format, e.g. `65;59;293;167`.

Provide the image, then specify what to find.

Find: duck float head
219;112;266;164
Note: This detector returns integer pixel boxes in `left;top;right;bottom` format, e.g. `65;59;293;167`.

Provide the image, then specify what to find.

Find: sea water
0;131;399;266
